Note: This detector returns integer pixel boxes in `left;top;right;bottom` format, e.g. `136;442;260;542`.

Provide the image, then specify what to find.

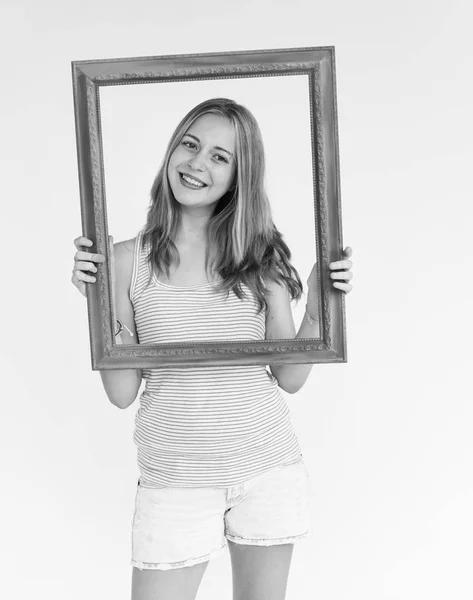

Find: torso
128;229;302;487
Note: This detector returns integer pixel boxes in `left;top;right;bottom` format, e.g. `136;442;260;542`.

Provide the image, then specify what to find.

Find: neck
177;208;212;242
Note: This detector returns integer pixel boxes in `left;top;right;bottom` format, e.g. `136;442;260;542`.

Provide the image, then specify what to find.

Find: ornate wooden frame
72;46;346;369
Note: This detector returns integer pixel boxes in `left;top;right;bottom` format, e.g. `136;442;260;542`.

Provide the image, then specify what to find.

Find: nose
187;152;206;172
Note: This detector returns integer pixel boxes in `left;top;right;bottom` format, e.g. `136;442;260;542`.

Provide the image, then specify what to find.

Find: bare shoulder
264;277;295;340
113;238;137;290
114;237;136;256
264;277;290;302
114;238;136;268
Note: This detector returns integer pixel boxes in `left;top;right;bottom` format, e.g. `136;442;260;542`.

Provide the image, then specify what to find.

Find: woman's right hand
72;236;106;297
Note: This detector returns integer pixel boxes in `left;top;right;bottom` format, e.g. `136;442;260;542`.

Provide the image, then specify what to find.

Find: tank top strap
129;229;153;305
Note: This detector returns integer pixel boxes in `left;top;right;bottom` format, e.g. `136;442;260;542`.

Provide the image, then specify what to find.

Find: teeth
182;174;205;187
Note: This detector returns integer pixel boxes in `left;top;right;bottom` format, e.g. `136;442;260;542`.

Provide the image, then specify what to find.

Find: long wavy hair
142;98;303;311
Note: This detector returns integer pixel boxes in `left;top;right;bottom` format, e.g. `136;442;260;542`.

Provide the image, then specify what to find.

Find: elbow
108;392;137;410
278;381;303;395
270;367;303;394
112;399;135;410
100;370;141;410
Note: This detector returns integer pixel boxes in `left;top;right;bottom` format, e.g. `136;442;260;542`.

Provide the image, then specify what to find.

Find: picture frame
72;46;346;369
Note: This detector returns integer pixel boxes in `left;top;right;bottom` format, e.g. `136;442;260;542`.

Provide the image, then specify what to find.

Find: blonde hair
142;98;302;310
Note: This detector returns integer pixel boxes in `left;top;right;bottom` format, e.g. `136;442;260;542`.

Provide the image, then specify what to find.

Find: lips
179;172;208;189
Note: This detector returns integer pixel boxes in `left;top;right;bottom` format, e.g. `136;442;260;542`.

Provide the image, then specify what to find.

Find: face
167;113;236;211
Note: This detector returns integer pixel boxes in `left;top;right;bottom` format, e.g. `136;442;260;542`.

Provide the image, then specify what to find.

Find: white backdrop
1;1;472;599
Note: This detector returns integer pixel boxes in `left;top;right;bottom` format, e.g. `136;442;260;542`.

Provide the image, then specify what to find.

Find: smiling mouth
179;173;208;189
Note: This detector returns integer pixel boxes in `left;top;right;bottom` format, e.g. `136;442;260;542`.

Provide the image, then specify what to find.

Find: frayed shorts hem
131;530;310;570
226;529;311;546
131;543;227;571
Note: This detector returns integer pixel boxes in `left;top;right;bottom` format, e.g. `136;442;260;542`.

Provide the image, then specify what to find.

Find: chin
172;193;213;209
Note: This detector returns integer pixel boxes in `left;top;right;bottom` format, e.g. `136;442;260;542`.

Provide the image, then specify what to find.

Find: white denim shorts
131;458;311;570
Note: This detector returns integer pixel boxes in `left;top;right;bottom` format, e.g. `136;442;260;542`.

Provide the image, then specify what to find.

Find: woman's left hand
307;246;354;299
329;246;353;294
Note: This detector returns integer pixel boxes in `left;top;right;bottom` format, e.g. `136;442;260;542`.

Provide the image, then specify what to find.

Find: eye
214;154;229;164
182;140;198;150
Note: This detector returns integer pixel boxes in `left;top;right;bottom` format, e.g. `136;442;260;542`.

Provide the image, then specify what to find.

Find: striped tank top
130;230;302;487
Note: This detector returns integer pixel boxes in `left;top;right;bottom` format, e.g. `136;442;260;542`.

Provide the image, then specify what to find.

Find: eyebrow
183;133;234;158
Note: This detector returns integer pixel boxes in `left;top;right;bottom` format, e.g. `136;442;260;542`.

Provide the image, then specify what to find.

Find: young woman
72;98;353;600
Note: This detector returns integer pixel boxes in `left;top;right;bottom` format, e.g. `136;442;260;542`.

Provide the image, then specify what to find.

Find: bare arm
265;248;354;394
99;238;142;409
265;280;318;394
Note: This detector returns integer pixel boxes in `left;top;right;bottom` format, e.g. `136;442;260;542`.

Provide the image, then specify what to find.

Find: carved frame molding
72;46;346;369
